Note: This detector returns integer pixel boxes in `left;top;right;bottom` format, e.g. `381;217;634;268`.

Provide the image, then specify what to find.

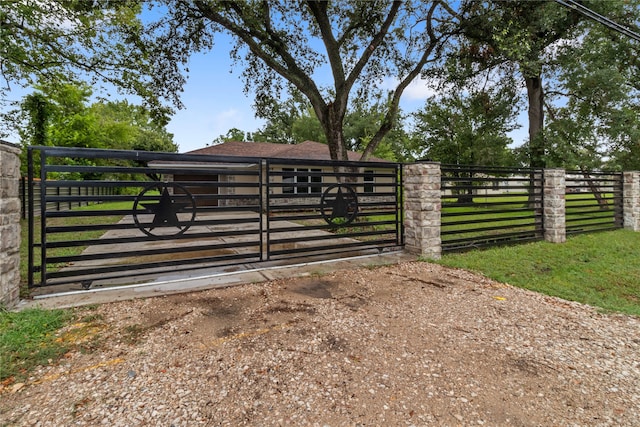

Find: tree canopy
18;82;176;175
4;0;640;171
0;0;171;137
411;79;520;166
213;93;412;162
453;0;640;169
132;0;463;161
143;0;640;168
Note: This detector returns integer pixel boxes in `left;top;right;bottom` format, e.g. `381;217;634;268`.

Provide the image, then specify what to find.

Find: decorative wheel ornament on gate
133;182;196;238
320;184;359;226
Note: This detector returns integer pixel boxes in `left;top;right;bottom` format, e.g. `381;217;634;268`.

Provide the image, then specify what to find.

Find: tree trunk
456;191;474;204
326;124;348;162
525;75;545;207
454;171;475;204
316;102;348;162
319;103;355;182
581;169;609;211
525;75;545;168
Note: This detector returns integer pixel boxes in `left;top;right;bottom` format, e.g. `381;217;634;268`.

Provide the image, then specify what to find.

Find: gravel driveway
1;262;639;426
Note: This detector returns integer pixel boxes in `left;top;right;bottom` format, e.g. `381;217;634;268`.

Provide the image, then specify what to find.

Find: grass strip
436;229;640;316
0;308;73;382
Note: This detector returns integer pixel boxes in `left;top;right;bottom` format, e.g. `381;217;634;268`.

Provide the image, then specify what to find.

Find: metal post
264;159;271;261
39;148;47;286
27;148;34;288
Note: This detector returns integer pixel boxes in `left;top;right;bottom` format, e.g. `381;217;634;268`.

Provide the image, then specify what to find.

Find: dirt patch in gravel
1;262;639;426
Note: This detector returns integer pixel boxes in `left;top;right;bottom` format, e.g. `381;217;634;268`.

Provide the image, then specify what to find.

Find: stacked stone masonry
403;162;441;260
623;171;640;231
543;169;566;243
0;141;21;308
401;165;640;260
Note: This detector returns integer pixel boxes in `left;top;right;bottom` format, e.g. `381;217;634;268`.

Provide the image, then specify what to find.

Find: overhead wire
553;0;640;42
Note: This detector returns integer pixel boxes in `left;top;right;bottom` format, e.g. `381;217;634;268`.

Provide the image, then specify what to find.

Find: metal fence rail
565;171;623;234
20;178;115;218
441;165;544;252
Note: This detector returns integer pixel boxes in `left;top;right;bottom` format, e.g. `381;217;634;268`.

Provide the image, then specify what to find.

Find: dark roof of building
0;139;20;149
187;140;386;162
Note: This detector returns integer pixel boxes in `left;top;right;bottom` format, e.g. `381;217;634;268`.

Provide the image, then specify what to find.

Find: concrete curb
17;251;417;310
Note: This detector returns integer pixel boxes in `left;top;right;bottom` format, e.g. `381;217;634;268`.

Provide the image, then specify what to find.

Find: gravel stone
1;262;639;426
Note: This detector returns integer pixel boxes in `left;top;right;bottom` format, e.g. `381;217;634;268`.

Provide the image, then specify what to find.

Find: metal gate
264;158;403;262
27;146;403;290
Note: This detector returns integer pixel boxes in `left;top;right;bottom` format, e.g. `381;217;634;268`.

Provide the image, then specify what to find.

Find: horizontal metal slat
43;254;263;285
45;216;261;233
442;234;542;251
442;214;539;227
442;222;540;236
45;228;261;249
442;230;542;246
47;239;261;264
269;229;395;246
268;239;397;257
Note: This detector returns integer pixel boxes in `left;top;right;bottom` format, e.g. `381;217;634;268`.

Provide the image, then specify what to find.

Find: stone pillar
543;168;566;243
403;162;441;260
623;171;640;231
0;141;22;308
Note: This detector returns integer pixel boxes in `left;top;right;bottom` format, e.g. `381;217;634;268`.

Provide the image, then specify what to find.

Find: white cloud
381;76;442;101
404;77;440;100
212;109;241;131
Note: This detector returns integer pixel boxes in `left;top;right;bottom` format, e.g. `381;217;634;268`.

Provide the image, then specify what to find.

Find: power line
553;0;640;42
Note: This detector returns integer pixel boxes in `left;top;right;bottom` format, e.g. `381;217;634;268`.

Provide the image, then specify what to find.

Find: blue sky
176;53;529;153
162;34;466;153
3;26;528;154
165;40;265;153
165;39;528;153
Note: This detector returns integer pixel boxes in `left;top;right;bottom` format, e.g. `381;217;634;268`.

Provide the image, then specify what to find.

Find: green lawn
436;229;640;316
0;308;72;382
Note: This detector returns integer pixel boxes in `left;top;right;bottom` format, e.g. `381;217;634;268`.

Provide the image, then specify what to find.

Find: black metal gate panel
265;158;404;261
441;165;544;252
28;146;263;289
27;146;403;290
565;171;623;234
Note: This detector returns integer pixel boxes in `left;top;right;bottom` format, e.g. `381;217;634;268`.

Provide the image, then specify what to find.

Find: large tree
133;0;464;161
457;0;640;169
20;83;176;151
545;1;640;171
411;78;520;166
457;1;586;168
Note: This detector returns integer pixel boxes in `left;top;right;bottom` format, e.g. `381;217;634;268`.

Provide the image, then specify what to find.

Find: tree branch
305;1;346;92
361;2;442;160
343;1;402;101
193;0;327;116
